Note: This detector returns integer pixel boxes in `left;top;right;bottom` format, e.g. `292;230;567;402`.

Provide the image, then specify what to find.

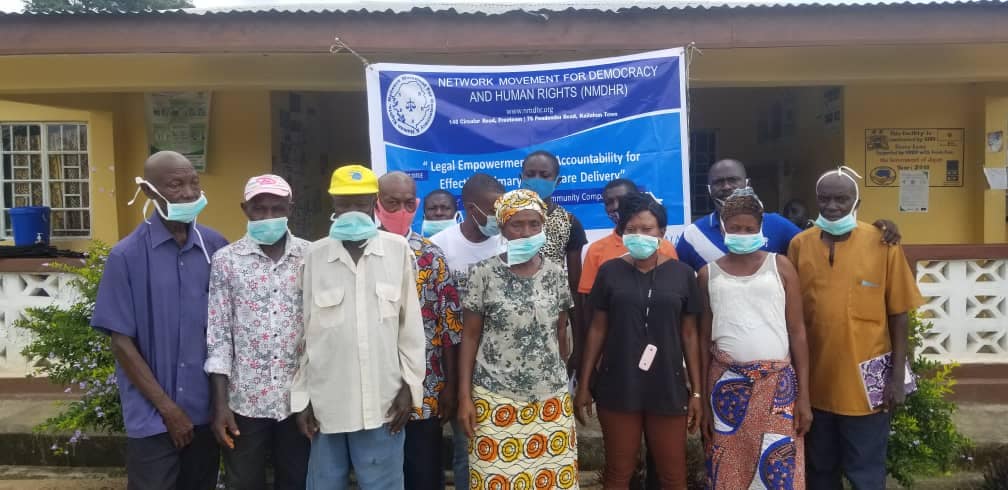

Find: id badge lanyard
638;268;658;371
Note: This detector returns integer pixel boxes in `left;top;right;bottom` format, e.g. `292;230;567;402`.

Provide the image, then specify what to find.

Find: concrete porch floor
0;396;1004;489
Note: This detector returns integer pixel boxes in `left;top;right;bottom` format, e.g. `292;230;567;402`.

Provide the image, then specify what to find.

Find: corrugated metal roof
5;0;1006;16
185;0;1006;14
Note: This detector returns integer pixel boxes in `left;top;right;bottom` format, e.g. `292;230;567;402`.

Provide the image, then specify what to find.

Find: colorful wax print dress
463;257;579;490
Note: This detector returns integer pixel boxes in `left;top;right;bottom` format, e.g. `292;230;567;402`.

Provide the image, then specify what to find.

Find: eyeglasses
709;176;747;188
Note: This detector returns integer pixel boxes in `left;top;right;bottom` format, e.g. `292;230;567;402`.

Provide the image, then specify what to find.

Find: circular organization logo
870;166;897;186
386;74;436;137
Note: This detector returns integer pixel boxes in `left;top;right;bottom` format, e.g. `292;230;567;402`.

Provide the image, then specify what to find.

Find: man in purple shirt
92;151;228;490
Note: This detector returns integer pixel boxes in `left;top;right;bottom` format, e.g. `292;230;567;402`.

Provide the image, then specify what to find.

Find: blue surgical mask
422;211;461;237
622;233;660;260
478;216;500;238
472;205;500;237
721;219;767;255
814;166;863;237
422;219;455;237
329;211;377;242
247;217;289;245
159;194;207;224
130;178;208;224
506;231;546;266
521;177;558;199
724;232;767;255
815;212;858;236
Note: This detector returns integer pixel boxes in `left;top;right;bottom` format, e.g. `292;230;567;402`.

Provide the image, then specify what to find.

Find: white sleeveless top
708;253;790;363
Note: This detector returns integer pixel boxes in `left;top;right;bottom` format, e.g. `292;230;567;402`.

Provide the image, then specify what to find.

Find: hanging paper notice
865;128;963;187
984;167;1008;189
146;92;212;172
899;169;929;213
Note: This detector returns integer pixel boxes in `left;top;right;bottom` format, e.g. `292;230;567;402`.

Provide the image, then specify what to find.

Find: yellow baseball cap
328;164;378;195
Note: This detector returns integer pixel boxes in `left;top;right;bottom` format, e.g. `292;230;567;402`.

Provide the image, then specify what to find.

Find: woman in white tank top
698;189;812;490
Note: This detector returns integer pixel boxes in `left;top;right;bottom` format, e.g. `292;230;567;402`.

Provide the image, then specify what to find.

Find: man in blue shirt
676;159;900;271
92;151;229;490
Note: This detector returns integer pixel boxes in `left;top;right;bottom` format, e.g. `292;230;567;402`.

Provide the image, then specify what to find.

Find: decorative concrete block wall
0;271;77;378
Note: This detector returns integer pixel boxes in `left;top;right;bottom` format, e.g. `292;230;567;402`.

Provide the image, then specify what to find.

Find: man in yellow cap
291;164;426;490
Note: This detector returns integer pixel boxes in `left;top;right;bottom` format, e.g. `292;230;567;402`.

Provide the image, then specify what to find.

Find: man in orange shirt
788;168;923;489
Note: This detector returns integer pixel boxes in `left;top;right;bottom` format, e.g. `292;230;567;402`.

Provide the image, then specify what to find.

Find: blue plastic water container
9;206;51;246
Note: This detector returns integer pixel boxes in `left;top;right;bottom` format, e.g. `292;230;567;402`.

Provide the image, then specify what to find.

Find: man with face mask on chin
375;171;462;490
292;164;425;490
205;174;310;489
675;159;902;272
92;151;228;490
788;167;923;490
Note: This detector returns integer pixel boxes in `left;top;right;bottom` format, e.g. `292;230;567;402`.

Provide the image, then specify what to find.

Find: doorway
688;86;845;218
271;90;369;240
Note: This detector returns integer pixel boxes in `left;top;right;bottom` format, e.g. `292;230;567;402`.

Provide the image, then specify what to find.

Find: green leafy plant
886;310;972;487
22;0;193;13
15;243;123;453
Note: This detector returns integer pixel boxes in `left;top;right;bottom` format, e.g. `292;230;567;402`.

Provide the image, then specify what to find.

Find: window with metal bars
690;129;717;219
1;123;91;239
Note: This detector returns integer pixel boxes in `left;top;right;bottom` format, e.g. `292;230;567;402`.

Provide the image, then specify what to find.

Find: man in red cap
205;174;311;489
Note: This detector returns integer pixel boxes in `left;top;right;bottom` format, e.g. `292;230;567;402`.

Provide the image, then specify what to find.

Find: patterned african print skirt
706;348;804;490
469;385;580;490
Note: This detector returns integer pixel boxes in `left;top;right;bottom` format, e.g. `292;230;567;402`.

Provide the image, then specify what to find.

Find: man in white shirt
430;172;506;294
292;164;425;490
429;172;505;489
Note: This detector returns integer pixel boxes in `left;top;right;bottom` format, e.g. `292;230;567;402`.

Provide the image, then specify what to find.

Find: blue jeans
307;425;405;490
450;418;469;488
806;408;892;490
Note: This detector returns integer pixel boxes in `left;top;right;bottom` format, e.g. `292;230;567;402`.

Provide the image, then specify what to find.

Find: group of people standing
92;149;922;490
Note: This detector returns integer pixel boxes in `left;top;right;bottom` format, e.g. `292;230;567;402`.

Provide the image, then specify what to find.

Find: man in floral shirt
205;174;310;490
376;172;463;489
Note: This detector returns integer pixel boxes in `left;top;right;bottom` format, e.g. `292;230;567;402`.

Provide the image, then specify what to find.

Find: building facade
0;2;1005;375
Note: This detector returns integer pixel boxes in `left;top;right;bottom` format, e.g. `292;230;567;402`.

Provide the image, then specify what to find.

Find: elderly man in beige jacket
291;164;425;490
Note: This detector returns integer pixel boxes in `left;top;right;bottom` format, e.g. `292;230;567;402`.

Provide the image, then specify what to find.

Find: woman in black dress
573;192;702;489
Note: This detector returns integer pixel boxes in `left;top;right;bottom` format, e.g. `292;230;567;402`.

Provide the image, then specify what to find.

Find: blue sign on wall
366;49;691;237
